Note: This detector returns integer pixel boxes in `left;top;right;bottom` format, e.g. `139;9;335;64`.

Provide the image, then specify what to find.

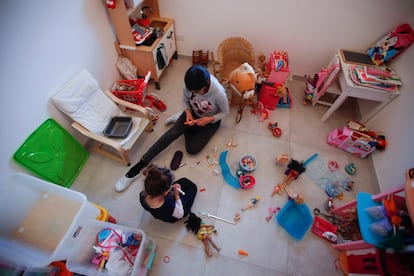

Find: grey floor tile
70;55;378;275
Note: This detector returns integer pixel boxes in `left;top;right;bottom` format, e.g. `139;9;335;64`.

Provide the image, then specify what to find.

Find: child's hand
172;184;183;199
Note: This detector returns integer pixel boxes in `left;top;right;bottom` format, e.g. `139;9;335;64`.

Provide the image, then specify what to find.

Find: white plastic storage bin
66;220;155;276
0;173;99;268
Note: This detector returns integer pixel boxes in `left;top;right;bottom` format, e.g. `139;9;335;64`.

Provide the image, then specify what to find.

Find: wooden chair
211;37;256;122
52;69;153;166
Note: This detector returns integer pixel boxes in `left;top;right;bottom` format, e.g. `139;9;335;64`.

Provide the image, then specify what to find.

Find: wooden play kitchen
106;0;177;89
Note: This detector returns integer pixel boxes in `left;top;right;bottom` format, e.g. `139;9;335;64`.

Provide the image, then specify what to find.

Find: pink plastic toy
327;126;376;158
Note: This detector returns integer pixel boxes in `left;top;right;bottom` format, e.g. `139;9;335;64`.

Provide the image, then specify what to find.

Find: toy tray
13;119;89;188
276;200;313;240
103;117;133;138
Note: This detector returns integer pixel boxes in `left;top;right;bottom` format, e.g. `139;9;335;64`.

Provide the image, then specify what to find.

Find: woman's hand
185;110;196;125
196;116;214;126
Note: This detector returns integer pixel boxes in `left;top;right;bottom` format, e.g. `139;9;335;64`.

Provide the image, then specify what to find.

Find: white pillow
52;70;119;133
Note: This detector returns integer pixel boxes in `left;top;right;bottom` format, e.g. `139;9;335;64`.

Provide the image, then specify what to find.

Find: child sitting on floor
139;164;197;223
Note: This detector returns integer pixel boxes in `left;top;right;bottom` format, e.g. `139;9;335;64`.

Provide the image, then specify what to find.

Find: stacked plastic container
66;220;155;276
0;173;99;268
0;173;155;275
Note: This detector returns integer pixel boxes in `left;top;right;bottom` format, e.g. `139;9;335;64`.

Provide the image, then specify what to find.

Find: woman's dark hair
144;164;174;197
184;65;210;91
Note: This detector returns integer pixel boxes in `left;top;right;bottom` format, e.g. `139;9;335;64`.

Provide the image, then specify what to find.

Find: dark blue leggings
127;112;220;177
175;177;198;217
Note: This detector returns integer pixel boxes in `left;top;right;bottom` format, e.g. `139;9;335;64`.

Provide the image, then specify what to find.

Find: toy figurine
268;121;282;137
242;196;261;211
250;101;269;121
234;212;241;222
184;213;221;257
325;197;335;211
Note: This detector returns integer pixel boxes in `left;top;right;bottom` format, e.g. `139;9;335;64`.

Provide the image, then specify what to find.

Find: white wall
0;1;120;183
367;45;414;190
0;0;413;191
159;0;414;75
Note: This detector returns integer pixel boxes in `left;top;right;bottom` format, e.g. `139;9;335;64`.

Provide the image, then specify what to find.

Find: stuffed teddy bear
229;62;256;99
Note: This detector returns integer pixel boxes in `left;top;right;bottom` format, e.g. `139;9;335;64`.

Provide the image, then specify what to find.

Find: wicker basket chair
211;37;256;122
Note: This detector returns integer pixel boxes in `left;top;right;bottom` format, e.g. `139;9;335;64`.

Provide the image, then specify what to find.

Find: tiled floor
71;56;380;276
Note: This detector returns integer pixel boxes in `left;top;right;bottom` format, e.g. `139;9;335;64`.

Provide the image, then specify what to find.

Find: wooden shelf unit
107;0;177;89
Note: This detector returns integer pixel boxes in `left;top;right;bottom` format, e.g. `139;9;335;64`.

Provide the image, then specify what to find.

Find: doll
184;213;221;257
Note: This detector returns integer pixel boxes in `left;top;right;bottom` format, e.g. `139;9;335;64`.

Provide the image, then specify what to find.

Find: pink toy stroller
304;54;340;105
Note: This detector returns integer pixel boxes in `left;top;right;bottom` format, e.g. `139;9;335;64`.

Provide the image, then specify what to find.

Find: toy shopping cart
111;71;152;107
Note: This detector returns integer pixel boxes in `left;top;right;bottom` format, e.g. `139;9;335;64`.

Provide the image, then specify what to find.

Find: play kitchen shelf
106;0;177;90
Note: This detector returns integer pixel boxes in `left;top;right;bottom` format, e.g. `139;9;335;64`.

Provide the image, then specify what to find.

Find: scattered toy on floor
190;161;200;168
325;182;344;199
328;161;339;171
199;210;235;224
325;197;335;211
227;139;238;147
276;85;289;104
311;216;338;243
327;121;387;158
219;150;240;189
250;101;269;121
345;163;357;175
234;212;241;222
283;183;304;204
240;154;257;173
242;196;261;211
239;175;256;189
276;154;290;166
265;206;281;222
268;121;282;137
271;154;318;202
184;213;221;257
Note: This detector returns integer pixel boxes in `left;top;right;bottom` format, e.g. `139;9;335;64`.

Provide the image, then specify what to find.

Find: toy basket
239;154;257;173
111;71;151;106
